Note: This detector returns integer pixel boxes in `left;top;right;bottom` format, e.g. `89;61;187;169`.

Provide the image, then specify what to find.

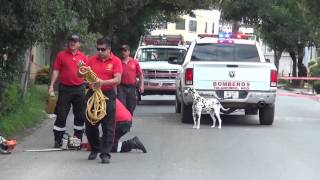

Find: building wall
151;9;221;42
260;41;317;76
30;45;51;80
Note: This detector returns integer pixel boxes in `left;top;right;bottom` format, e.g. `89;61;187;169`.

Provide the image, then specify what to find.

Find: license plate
224;91;239;99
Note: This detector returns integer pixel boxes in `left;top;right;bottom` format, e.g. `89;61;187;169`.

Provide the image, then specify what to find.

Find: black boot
99;153;110;164
88;151;98;160
53;130;64;148
74;130;83;141
0;144;10;154
129;136;147;153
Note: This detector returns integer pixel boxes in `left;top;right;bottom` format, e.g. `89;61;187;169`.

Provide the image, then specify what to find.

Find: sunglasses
97;47;107;52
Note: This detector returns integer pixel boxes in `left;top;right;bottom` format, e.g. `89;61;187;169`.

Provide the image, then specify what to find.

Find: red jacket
115;99;132;122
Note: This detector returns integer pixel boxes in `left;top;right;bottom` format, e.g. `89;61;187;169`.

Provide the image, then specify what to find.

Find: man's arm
48;70;59;95
138;73;144;93
94;73;121;88
102;73;121;86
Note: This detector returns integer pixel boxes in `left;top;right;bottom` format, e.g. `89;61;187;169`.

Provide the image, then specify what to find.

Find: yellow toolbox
46;95;57;114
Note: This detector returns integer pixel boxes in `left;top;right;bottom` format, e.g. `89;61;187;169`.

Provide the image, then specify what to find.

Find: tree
220;0;287;68
0;0;222;94
73;0;222;52
0;0;64;98
220;0;315;82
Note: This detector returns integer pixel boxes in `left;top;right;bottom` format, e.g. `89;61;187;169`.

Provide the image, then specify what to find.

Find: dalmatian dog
185;88;229;129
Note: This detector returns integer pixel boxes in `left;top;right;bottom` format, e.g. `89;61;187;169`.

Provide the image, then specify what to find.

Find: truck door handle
226;65;238;68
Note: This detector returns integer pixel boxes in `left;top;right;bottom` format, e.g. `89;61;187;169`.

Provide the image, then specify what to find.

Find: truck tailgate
193;63;271;91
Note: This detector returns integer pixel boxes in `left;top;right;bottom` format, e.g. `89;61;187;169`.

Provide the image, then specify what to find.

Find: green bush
313;81;320;94
308;60;317;68
278;79;290;86
0;85;47;136
0;83;22;116
35;65;50;84
309;59;320;78
307;61;320;90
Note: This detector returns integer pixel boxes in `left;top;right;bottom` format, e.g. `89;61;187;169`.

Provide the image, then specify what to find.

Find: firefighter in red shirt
117;44;144;115
49;35;87;148
111;99;147;153
84;37;122;164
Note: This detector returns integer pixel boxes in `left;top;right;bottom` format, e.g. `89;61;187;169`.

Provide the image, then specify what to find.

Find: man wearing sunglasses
117;44;144;115
49;35;87;148
84;37;122;164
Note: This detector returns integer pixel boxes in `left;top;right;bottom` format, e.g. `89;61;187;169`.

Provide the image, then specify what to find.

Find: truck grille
143;70;178;79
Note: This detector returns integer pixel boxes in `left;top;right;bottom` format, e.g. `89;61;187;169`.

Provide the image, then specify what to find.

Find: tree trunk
48;32;67;88
297;45;306;88
21;48;33;100
297;45;305;77
289;50;300;87
232;21;240;33
273;49;283;70
289;51;297;77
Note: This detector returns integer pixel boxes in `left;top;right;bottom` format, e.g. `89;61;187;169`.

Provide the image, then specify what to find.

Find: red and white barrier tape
278;76;320;80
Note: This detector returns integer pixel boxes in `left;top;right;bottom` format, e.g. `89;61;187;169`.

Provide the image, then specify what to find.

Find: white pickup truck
173;33;277;125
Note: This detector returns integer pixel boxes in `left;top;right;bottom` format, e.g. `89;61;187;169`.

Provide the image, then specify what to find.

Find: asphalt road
1;89;320;180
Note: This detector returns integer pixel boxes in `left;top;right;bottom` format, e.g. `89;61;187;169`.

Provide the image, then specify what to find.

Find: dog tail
220;104;230;111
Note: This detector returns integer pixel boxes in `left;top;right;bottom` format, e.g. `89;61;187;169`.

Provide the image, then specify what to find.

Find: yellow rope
79;66;108;125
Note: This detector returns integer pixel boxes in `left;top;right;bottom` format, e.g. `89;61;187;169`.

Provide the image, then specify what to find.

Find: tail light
185;68;193;85
270;70;277;87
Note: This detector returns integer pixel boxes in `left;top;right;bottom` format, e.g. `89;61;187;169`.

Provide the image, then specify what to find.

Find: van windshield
136;48;186;62
191;43;260;62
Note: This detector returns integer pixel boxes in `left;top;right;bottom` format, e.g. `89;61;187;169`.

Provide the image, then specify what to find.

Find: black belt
120;84;136;88
60;83;84;88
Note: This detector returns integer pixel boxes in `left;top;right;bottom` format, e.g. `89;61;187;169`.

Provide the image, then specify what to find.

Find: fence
278;76;320;94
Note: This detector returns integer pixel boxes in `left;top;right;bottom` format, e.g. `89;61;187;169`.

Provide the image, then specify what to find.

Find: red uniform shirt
87;53;122;91
115;99;132;122
120;57;142;85
53;49;87;86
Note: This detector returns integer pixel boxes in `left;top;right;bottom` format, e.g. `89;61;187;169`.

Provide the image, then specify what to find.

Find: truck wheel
259;104;275;125
181;103;193;123
175;95;181;113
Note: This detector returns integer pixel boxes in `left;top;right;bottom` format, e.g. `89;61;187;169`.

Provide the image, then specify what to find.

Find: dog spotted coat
185;88;228;129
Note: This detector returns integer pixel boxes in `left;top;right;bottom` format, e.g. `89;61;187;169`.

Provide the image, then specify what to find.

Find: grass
0;85;47;137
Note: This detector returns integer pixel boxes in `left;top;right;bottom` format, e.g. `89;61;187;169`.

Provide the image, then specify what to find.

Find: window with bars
175;19;185;30
205;22;207;33
189;20;197;32
212;23;215;33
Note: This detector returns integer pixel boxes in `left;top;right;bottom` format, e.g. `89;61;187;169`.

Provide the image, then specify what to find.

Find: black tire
175;95;181;113
181;103;193;123
259;104;275;125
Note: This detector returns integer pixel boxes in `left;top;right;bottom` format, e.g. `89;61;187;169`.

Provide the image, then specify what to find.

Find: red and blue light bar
198;32;254;40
